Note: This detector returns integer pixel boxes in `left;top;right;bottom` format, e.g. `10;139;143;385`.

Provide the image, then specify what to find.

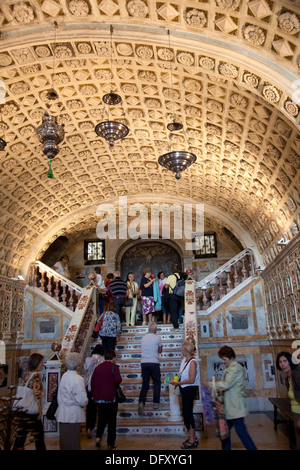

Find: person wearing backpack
165;265;182;332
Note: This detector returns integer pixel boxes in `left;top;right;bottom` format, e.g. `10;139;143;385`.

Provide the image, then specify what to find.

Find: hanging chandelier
94;25;129;147
35;21;65;178
36;112;65;160
158;30;196;179
158;150;197;180
95;120;129;147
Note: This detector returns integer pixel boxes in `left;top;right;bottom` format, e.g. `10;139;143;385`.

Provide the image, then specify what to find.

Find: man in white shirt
138;322;163;416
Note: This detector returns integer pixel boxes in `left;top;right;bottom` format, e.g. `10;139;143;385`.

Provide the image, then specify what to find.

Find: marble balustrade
29;261;83;312
195;248;256;311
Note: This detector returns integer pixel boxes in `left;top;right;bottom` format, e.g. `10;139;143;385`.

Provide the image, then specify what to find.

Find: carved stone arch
115;239;183;285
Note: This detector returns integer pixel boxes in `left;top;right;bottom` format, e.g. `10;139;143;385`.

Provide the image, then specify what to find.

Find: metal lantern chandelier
35;22;65;178
158;150;197;180
94;25;129;147
36;112;65;160
158;30;196;179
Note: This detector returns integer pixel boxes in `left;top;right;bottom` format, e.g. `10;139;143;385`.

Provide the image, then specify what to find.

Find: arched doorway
120;240;182;286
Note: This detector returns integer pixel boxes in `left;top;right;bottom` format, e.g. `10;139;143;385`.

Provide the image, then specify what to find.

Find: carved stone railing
60;284;97;359
195;249;256;311
28;261;83;312
261;233;300;340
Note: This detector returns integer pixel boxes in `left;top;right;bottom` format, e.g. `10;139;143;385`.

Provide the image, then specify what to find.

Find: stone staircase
114;323;186;436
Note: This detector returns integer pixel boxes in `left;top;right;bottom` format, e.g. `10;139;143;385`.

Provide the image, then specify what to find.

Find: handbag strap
97;311;106;329
24;371;38;388
180;357;193;375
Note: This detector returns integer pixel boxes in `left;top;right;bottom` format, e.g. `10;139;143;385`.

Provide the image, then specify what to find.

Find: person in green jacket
211;345;257;450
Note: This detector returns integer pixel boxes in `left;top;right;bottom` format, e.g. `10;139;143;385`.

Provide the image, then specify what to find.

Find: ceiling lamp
35;22;65;178
95;121;129;148
158;150;197;180
158;30;196;179
36;113;65;160
95;25;129;147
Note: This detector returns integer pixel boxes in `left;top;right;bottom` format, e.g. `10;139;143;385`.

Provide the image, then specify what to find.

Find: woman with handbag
97;301;121;352
84;344;104;439
170;342;199;449
125;272;139;326
140;268;156;325
276;351;300;449
91;349;122;449
13;353;46;450
209;346;257;450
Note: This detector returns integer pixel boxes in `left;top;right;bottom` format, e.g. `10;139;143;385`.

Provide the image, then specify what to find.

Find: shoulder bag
112;365;126;403
211;376;229;440
14;372;39;415
92;311;106;338
173;358;193;396
46;390;58;420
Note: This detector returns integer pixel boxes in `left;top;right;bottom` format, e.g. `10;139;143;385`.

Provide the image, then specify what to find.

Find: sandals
180;439;198;449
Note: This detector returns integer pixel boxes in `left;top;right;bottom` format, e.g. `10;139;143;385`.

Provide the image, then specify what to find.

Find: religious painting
121;241;181;286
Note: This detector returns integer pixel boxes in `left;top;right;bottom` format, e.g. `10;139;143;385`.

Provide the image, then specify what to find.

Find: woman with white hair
56;352;88;450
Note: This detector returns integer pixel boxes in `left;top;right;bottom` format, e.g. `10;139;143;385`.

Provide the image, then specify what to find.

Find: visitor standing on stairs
140;268;156;325
98;301;121;352
125;272;139;326
165;265;182;332
138;322;163;416
106;271;128;323
91;349;122;450
53;255;70;279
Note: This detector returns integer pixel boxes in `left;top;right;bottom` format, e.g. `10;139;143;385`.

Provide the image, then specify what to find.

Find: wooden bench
268;397;295;449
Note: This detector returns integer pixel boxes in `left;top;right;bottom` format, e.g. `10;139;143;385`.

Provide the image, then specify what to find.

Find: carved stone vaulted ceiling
0;0;299;278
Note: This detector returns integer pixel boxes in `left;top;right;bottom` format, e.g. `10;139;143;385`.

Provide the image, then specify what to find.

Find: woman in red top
91;349;122;449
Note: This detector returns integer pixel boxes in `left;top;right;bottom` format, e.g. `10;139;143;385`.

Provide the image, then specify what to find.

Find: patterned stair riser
117;341;183;351
108;325;185;435
117;409;171;420
116;352;182;361
116;424;185;436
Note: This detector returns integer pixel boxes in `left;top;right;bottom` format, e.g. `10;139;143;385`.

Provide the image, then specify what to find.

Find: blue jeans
222;417;257;450
139;363;161;404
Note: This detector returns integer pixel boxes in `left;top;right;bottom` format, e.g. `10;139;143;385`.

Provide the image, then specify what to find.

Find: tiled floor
27;412;291;451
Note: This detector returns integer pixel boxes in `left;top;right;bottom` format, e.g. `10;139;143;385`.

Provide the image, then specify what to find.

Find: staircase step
96;324;185;435
116;418;185;436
